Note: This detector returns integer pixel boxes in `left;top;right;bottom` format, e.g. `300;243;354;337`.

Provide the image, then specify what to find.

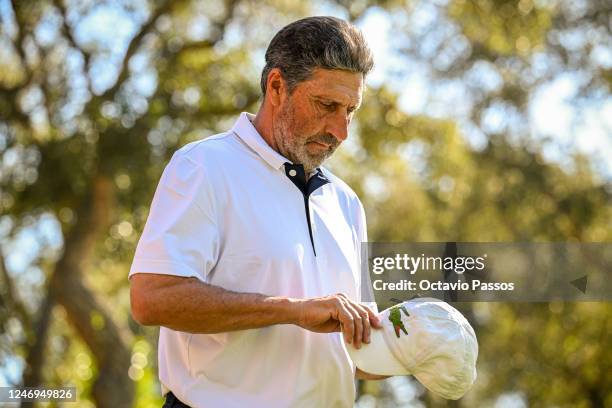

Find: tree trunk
21;292;53;401
21;175;134;408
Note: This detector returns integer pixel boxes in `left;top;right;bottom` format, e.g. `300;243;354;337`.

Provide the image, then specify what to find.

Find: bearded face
267;68;363;175
272;96;340;174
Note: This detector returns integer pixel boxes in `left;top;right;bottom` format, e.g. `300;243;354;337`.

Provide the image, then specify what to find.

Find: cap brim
347;316;410;376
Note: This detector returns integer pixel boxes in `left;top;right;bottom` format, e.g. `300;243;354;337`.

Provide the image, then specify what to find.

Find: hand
293;293;382;348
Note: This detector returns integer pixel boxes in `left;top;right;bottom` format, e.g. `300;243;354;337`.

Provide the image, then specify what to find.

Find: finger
352;303;372;344
342;300;364;348
364;305;382;329
336;302;355;345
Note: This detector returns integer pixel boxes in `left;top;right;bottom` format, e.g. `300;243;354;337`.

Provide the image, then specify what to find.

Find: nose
325;110;350;142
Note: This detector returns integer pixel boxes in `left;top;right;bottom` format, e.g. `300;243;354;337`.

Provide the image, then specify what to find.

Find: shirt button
289;169;297;177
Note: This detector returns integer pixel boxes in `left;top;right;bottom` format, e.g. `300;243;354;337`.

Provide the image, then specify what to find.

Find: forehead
299;68;363;105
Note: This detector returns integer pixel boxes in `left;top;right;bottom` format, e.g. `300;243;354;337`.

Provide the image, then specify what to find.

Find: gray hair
260;16;374;96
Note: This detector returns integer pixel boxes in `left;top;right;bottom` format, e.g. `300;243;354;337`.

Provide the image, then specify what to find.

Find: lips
309;141;330;149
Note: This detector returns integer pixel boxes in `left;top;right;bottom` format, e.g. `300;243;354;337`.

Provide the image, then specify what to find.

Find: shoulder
157;132;240;216
167;130;257;181
159;131;240;195
173;131;238;167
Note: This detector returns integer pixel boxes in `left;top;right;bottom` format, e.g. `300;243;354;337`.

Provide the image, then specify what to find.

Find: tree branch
208;0;240;43
8;0;31;79
20;289;52;398
52;0;93;93
97;0;175;102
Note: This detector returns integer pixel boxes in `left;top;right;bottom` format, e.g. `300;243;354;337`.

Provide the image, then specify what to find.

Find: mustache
307;134;339;147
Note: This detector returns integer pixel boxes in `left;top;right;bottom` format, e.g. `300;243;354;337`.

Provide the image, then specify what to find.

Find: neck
252;104;279;153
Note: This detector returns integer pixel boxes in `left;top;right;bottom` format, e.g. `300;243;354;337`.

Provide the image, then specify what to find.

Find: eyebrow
314;96;361;111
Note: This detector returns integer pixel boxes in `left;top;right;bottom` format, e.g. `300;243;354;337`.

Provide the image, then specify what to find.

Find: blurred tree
0;0;610;407
0;0;275;406
333;86;611;407
328;0;612;406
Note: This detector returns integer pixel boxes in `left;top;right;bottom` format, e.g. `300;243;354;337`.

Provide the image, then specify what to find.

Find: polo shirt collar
231;112;287;170
231;112;331;188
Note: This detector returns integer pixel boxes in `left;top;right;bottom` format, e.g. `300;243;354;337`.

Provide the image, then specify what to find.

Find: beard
272;99;340;174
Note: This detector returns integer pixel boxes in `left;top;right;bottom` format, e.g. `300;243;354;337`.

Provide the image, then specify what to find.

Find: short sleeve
129;150;219;283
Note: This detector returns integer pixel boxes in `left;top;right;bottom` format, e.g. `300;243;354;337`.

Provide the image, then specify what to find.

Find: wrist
265;296;303;326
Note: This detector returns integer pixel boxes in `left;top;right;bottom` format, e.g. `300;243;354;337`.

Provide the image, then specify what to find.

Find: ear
265;68;288;108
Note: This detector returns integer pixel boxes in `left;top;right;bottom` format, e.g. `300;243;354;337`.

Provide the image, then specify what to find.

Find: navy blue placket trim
284;162;330;256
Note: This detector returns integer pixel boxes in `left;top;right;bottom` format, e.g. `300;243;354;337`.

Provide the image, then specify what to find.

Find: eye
319;101;335;110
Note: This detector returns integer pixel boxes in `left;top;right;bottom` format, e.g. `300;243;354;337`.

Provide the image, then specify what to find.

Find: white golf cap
349;297;478;400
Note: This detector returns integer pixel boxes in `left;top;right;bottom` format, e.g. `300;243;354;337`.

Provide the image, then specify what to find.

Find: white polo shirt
129;112;370;407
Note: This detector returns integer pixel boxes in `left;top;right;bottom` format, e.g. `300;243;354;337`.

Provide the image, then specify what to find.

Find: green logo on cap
388;305;410;338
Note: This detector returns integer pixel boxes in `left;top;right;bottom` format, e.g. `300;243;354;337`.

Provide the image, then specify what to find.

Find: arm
130;273;296;332
130;273;382;347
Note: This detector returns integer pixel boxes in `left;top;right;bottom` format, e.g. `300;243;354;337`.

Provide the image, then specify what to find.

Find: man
129;16;384;408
